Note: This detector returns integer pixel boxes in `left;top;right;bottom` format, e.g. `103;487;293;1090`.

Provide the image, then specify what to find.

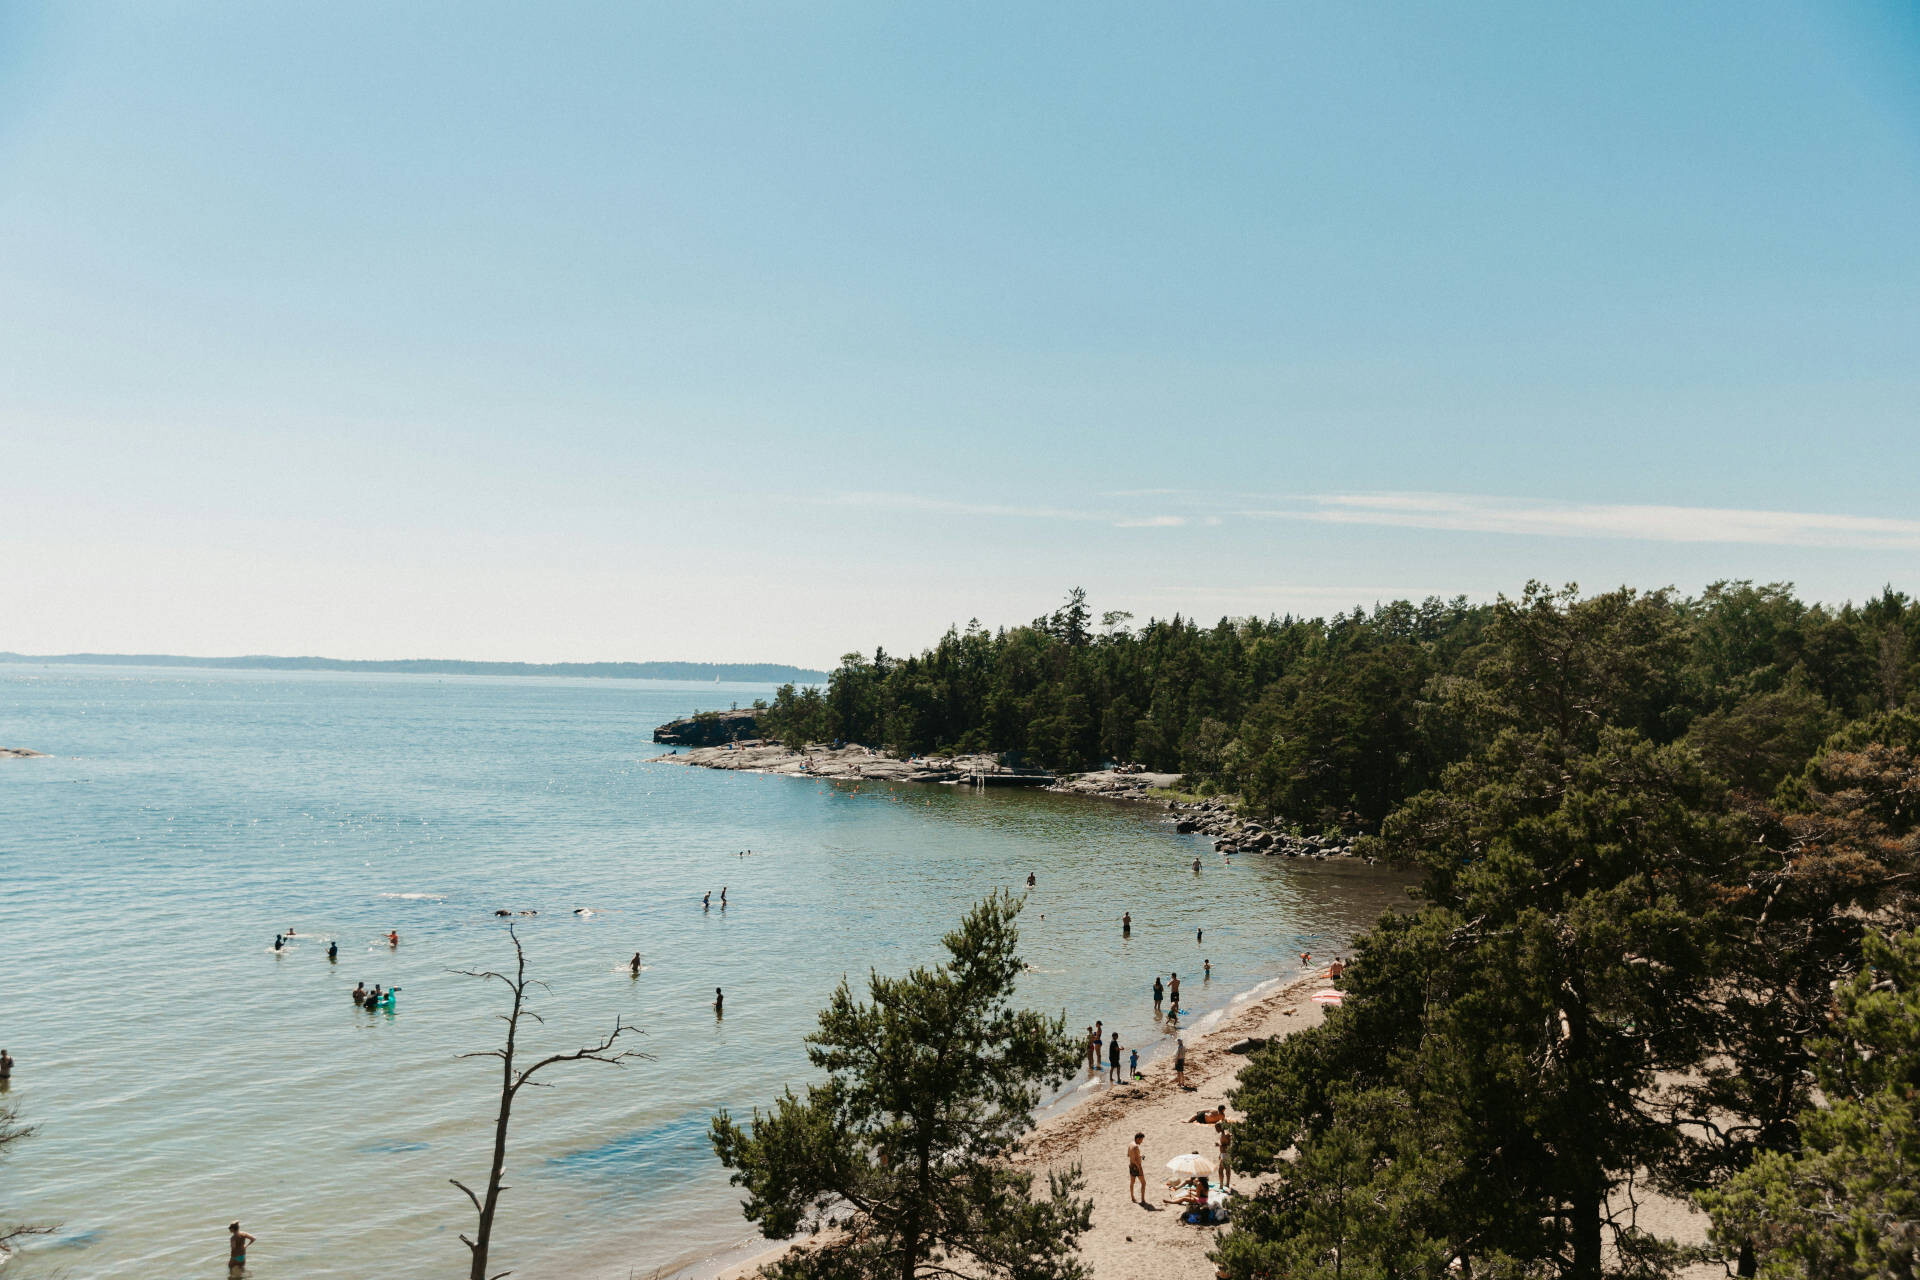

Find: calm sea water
0;665;1409;1279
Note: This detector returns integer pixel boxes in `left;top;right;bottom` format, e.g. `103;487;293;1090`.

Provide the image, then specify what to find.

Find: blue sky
3;2;1917;665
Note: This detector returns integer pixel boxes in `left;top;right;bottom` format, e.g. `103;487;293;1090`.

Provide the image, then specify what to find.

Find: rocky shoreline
651;740;1361;859
1167;797;1358;859
2;747;47;759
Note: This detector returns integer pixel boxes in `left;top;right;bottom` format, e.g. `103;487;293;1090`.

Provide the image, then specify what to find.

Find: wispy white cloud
804;491;1102;521
796;488;1920;551
1240;492;1920;550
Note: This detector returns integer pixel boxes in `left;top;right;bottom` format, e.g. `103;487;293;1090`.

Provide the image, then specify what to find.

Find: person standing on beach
1129;1046;1138;1080
1107;1031;1121;1082
1174;1038;1188;1086
228;1222;256;1273
1328;956;1344;981
1215;1121;1234;1189
1091;1021;1103;1071
1127;1133;1147;1204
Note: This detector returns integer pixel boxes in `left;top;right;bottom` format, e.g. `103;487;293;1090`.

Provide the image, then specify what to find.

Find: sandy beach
712;967;1337;1280
707;962;1723;1280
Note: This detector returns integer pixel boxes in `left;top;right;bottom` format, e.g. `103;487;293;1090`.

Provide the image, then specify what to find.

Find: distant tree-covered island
759;581;1917;834
0;652;830;685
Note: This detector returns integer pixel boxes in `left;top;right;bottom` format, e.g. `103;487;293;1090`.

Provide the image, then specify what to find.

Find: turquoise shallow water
0;664;1408;1279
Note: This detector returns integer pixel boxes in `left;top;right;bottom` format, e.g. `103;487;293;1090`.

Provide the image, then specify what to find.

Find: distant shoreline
0;652;829;684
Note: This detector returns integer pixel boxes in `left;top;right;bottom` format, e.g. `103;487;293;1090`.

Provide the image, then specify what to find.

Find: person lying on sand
1189;1107;1225;1125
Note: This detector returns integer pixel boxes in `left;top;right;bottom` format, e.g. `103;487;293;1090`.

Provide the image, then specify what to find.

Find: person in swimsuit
0;1048;13;1081
720;887;727;907
629;952;642;975
1127;1132;1147;1204
272;935;284;952
1216;1121;1234;1189
1203;959;1212;980
1026;872;1036;888
703;891;711;909
1153;975;1164;1007
388;931;398;947
1197;927;1203;944
1121;911;1131;936
369;984;384;1009
1328;957;1344;981
1129;1047;1138;1079
228;1221;256;1272
327;941;338;962
1192;857;1201;872
351;982;367;1006
1173;1037;1187;1085
1091;1022;1103;1071
714;987;724;1016
1168;973;1181;1010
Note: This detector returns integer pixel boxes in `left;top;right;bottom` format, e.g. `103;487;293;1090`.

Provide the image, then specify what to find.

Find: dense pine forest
755;582;1920;1279
760;581;1918;832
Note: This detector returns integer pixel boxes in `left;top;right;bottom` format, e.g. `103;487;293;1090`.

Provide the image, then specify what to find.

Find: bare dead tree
1;1098;55;1262
451;925;645;1280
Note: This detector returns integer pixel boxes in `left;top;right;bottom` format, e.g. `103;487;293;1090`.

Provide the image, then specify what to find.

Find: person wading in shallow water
228;1222;256;1273
714;987;724;1016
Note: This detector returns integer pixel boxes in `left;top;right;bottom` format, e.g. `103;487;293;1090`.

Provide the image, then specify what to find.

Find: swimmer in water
720;887;727;907
273;934;284;952
1192;857;1202;872
703;891;711;909
1;1048;14;1080
1026;872;1036;888
629;952;641;974
1122;911;1131;936
327;941;338;962
388;931;399;947
1204;959;1212;979
352;982;367;1006
1197;927;1204;944
714;987;724;1015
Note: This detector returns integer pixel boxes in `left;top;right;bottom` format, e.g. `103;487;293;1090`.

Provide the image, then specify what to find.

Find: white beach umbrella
1310;988;1344;1005
1165;1152;1217;1177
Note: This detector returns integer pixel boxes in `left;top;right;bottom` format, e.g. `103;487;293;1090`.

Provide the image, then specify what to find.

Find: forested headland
759;581;1918;834
746;581;1920;1279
